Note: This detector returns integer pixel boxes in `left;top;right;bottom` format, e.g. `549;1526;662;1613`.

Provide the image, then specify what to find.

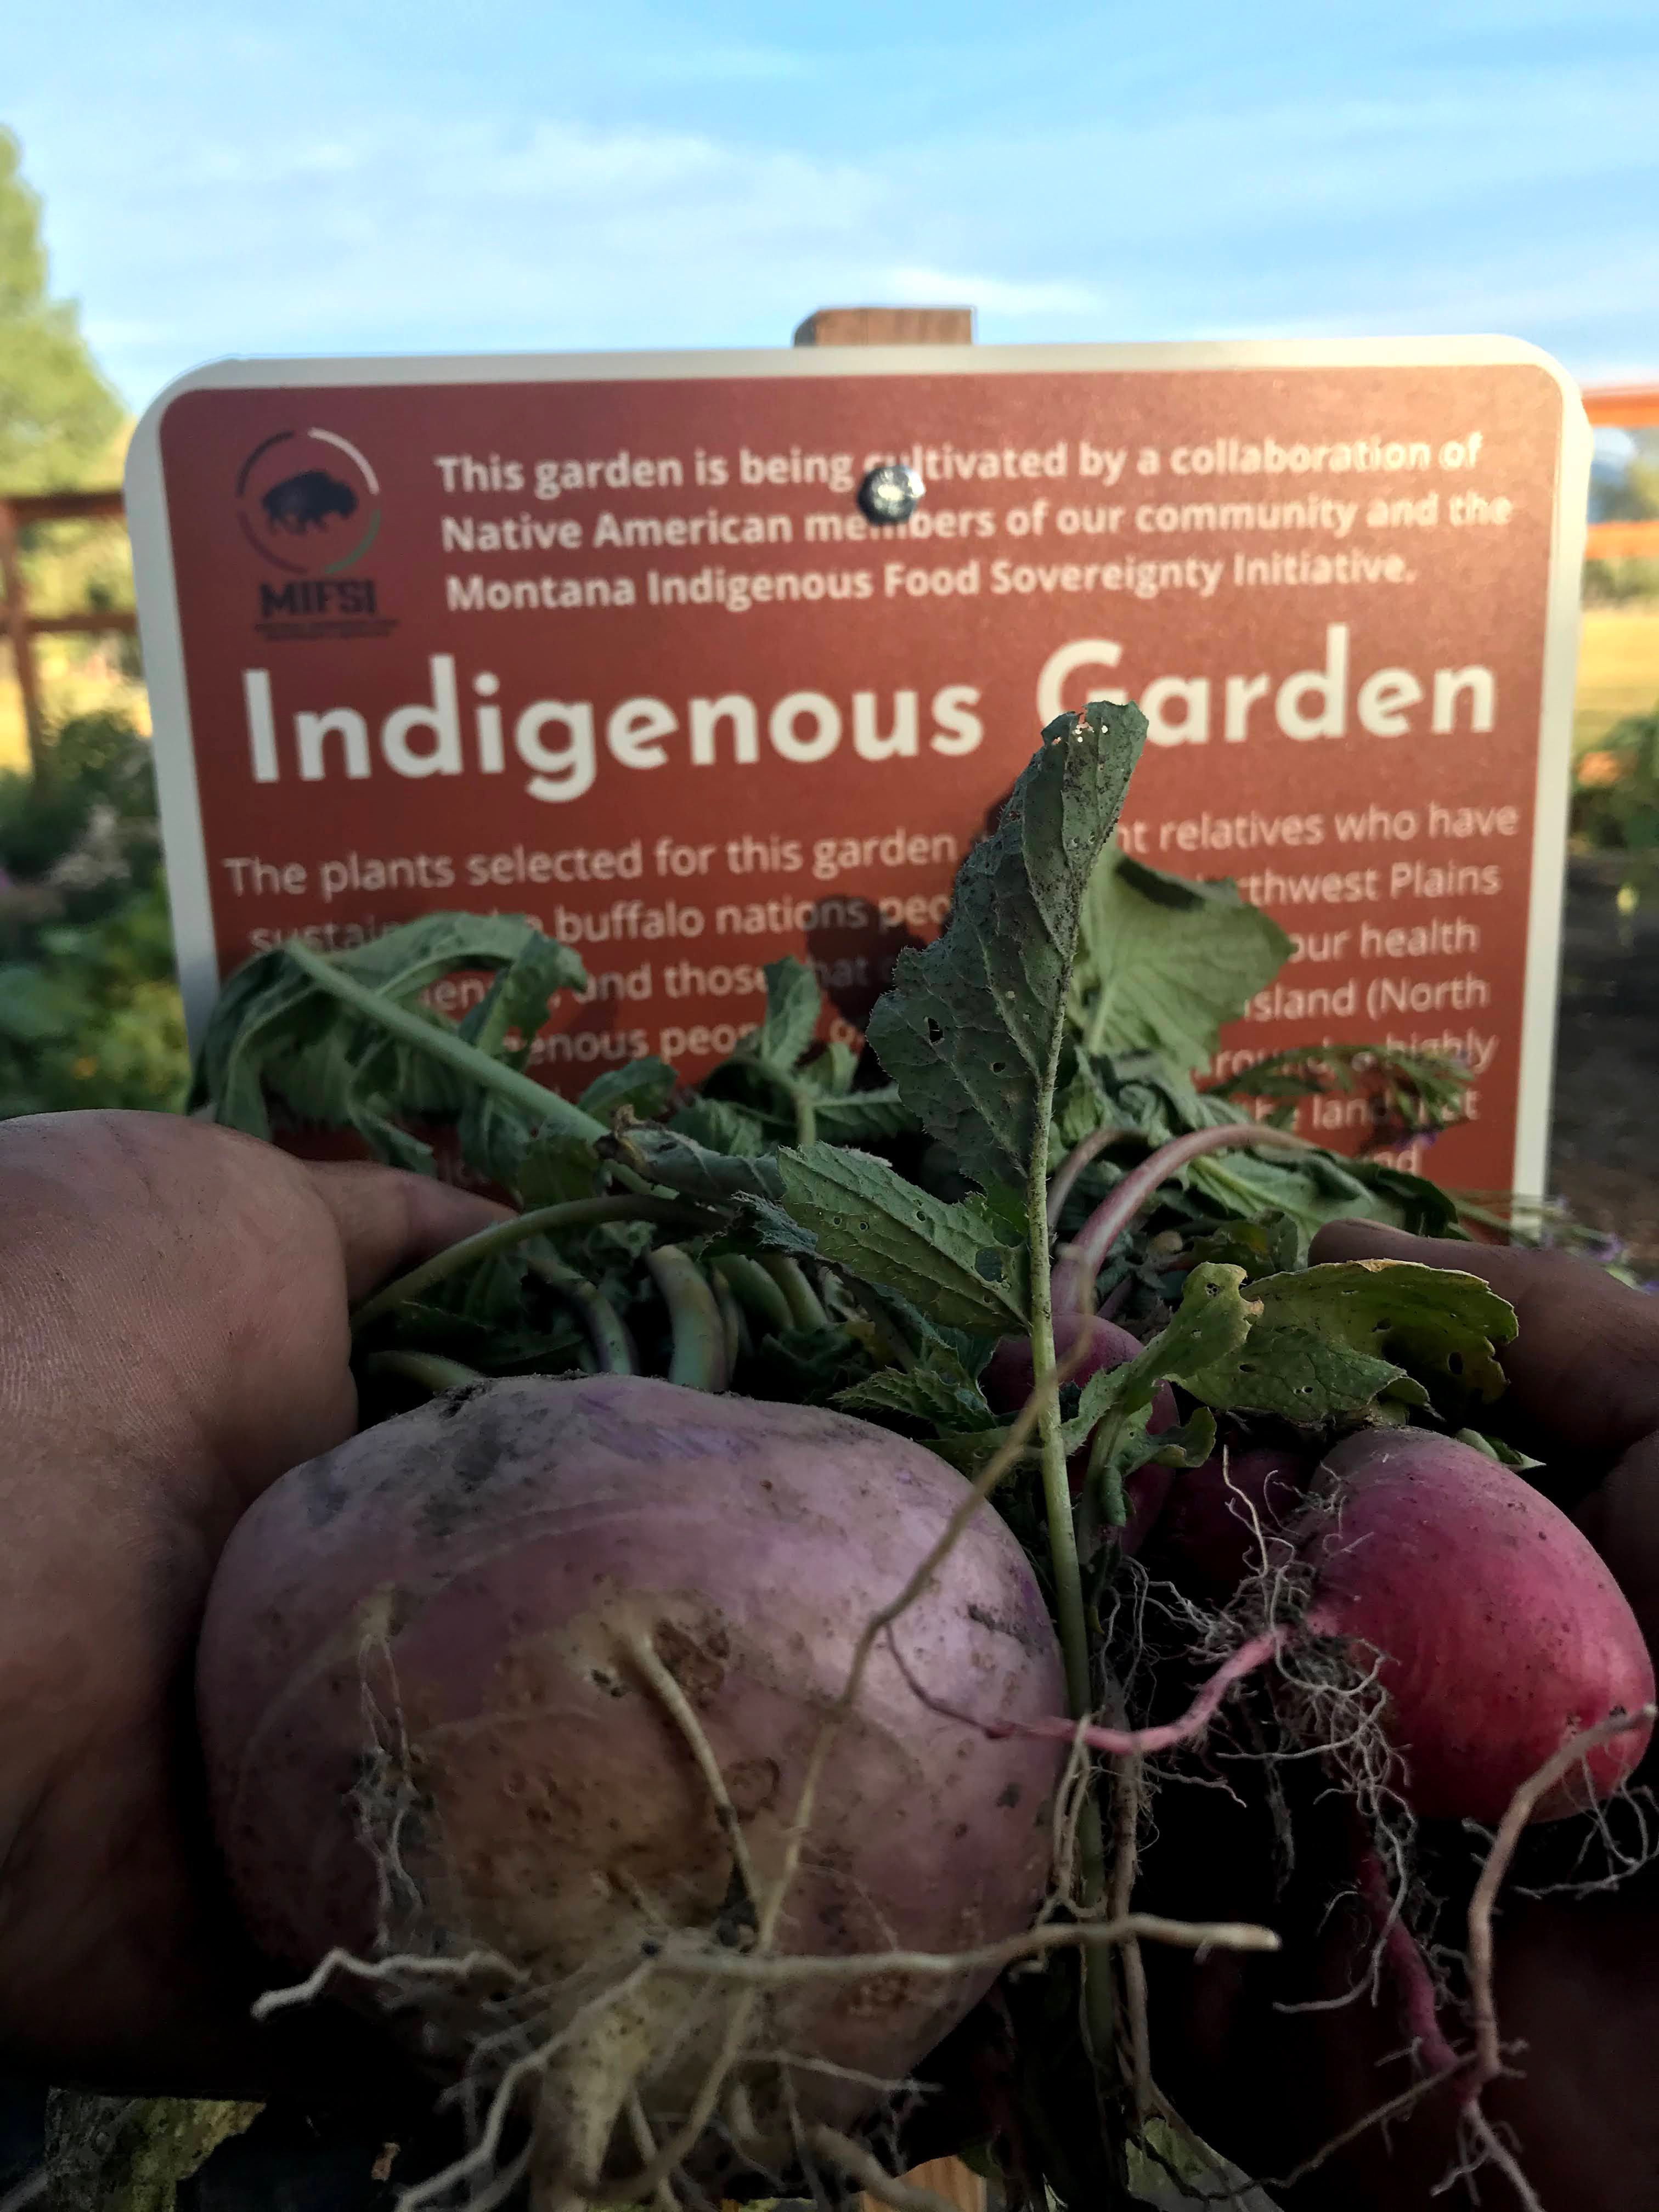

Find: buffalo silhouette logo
236;428;381;576
262;468;358;535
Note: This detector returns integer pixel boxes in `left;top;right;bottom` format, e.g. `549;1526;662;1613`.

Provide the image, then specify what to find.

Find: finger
301;1163;511;1303
1576;1432;1659;1656
1310;1221;1659;1466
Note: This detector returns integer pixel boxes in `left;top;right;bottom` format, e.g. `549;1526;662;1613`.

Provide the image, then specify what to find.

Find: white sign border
125;335;1590;1198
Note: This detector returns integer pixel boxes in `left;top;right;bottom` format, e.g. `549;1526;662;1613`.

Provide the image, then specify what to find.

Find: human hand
1142;1222;1659;2210
0;1109;505;2099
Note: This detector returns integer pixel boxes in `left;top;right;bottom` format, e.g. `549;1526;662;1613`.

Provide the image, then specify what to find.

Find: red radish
196;1375;1066;2194
1299;1430;1655;1822
972;1429;1652;1831
983;1313;1177;1539
1144;1442;1311;1604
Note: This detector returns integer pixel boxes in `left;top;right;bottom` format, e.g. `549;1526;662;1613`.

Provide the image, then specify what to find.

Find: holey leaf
1183;1258;1518;1426
1074;1262;1258;1514
1068;847;1292;1073
865;701;1146;1190
777;1142;1029;1334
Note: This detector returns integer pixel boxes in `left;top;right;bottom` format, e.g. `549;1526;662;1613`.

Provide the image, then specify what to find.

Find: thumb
301;1161;512;1303
1310;1220;1659;1468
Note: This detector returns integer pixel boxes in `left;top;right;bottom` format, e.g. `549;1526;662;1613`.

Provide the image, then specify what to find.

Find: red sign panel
127;341;1587;1194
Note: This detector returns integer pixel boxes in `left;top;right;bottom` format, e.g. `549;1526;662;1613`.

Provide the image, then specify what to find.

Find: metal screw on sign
857;462;925;526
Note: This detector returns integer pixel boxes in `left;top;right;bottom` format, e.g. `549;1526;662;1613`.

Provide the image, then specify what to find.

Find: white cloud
10;0;1656;407
882;266;1105;318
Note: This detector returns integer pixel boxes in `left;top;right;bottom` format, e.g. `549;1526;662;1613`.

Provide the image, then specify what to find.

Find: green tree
1593;430;1659;523
1;126;123;492
0;712;188;1117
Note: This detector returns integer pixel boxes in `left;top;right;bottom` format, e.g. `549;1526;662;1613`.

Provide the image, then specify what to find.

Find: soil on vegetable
1549;854;1659;1275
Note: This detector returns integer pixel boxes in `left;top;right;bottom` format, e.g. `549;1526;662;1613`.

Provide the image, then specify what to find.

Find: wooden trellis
0;487;137;776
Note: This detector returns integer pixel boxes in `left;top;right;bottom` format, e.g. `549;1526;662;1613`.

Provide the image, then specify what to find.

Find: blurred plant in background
1573;702;1659;853
1583;557;1659;608
0;710;187;1116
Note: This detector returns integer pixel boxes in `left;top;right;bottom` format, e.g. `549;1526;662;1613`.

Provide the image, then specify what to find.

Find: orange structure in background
1582;385;1659;561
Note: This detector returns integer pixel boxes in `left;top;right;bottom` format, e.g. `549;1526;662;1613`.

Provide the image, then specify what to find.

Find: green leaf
741;1323;871;1406
1182;1258;1516;1425
797;1038;860;1096
1187;1212;1301;1281
777;1142;1030;1334
1184;1324;1419;1426
1208;1041;1472;1145
1267;1258;1515;1404
812;1086;916;1140
917;1275;1252;1485
579;1056;679;1124
865;701;1146;1189
454;1091;533;1190
1111;1261;1262;1393
1186;1143;1392;1248
1454;1426;1543;1471
1149;1407;1218;1469
1343;1158;1469;1238
606;1123;783;1204
516;1130;601;1206
670;1096;770;1155
457;935;588;1066
1068;846;1291;1072
1077;1052;1459;1254
833;1358;998;1436
726;1192;821;1260
1070;1264;1261;1516
191;912;585;1152
744;956;822;1071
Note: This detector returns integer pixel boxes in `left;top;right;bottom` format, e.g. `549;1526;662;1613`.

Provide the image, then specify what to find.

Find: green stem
1027;1007;1116;2069
760;1254;829;1332
526;1252;635;1374
1028;1126;1094;1733
363;1350;486;1392
604;1158;659;1199
1085;1408;1132;1528
789;1080;819;1149
751;1063;818;1147
646;1246;729;1391
283;940;606;1143
714;1256;796;1339
712;1267;746;1372
350;1195;714;1333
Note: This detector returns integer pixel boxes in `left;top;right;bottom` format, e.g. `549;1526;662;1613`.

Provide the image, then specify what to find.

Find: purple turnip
196;1376;1067;2199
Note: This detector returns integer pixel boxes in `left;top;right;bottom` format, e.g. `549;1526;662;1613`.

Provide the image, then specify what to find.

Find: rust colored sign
127;341;1588;1194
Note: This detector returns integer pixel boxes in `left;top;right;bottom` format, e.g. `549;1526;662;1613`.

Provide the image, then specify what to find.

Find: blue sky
8;0;1657;414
